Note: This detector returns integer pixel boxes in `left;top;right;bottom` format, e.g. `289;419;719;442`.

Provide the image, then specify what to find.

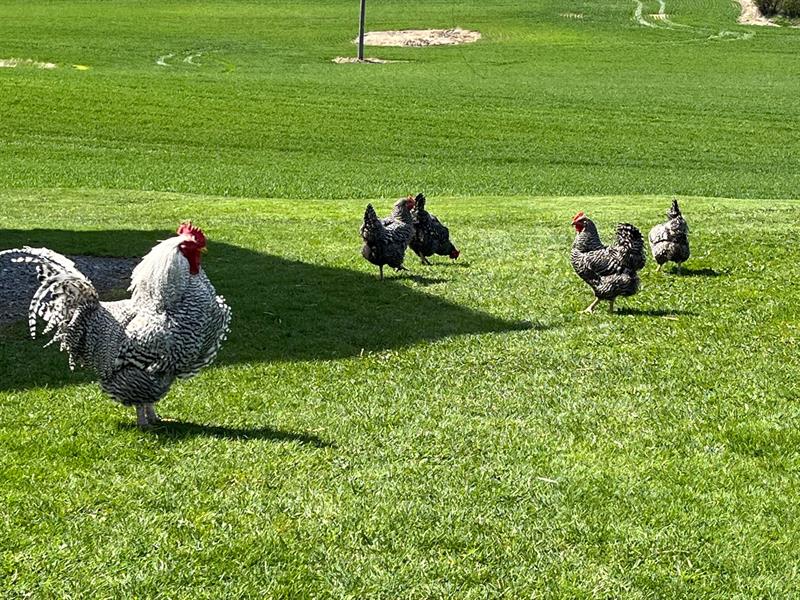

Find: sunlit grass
1;190;799;597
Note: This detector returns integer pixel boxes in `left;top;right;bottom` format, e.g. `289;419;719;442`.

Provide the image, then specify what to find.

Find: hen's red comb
571;211;586;224
177;221;207;246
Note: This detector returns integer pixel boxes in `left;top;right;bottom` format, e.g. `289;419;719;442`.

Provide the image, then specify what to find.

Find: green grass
2;0;800;597
2;190;800;597
0;0;799;199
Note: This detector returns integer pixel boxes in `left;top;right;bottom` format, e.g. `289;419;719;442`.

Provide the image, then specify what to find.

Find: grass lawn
1;0;800;597
0;0;798;199
2;190;800;597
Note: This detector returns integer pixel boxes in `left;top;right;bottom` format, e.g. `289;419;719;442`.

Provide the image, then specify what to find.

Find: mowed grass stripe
0;1;799;199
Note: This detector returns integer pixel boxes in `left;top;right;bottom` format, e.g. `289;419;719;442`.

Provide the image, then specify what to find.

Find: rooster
570;212;646;313
0;222;231;426
409;193;460;265
360;196;416;279
649;198;690;272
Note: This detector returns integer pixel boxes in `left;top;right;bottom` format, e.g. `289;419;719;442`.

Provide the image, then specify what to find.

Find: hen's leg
656;263;663;272
583;298;600;313
609;299;615;314
421;256;431;265
379;265;384;280
135;405;149;427
144;403;161;425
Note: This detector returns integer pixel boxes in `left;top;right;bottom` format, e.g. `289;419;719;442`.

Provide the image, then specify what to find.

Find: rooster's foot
583;299;600;313
136;403;164;427
144;403;162;425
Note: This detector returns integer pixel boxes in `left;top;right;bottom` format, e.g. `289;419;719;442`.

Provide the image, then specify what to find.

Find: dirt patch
736;0;780;26
0;254;139;327
332;56;399;64
355;28;481;47
0;58;57;69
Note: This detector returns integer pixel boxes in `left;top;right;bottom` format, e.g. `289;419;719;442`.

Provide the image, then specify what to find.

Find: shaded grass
1;190;800;597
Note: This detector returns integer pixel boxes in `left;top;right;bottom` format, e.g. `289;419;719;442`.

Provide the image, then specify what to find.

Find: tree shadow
671;267;723;277
0;229;532;392
393;273;449;286
116;420;331;446
616;308;698;317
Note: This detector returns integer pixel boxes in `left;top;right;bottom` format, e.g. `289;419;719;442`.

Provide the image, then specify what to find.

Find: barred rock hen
360;196;416;279
649;198;690;272
0;222;231;426
570;212;646;313
409;193;460;265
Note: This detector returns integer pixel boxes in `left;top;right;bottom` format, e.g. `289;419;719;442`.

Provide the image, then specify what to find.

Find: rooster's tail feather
0;247;98;345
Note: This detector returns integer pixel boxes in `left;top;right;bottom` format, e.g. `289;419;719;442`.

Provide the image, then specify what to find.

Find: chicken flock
1;197;689;426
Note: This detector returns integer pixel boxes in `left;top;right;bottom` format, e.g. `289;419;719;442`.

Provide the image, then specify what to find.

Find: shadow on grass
671;267;723;277
0;229;532;392
616;308;697;317
117;420;331;446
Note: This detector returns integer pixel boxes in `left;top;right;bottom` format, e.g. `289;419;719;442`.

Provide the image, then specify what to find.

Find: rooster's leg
583;298;600;313
609;299;615;314
421;256;431;266
379;265;384;280
144;403;161;425
135;405;149;427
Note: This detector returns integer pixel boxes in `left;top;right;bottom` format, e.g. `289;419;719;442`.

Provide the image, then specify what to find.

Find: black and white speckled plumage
409;194;459;263
570;217;646;304
649;198;690;268
360;198;415;278
0;237;231;408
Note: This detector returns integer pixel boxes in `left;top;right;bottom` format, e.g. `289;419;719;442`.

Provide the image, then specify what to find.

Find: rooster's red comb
571;211;586;225
177;221;207;246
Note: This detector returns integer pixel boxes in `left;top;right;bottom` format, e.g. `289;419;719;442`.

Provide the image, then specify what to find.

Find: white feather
129;236;193;308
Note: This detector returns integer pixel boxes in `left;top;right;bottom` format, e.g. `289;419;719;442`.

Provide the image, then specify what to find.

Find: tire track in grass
183;52;203;66
156;51;208;68
156;53;174;66
632;0;754;41
634;1;658;27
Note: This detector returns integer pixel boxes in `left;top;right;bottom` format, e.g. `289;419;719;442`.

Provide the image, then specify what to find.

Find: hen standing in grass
360;196;416;279
649;198;690;272
570;212;646;313
0;222;231;426
409;193;460;265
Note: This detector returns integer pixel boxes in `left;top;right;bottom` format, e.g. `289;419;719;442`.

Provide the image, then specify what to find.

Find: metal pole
358;0;366;61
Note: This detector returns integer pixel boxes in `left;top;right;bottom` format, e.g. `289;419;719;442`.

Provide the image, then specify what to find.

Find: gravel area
0;254;139;327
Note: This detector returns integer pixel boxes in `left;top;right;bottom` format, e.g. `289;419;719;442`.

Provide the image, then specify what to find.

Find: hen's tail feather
614;224;646;271
360;204;385;245
0;247;98;345
668;198;682;220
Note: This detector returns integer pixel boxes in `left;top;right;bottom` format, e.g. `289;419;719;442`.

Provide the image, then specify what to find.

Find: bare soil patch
355;28;481;47
332;56;398;64
0;58;57;69
736;0;780;26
